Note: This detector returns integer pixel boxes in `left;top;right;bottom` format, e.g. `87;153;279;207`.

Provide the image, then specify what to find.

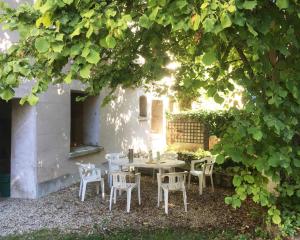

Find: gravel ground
0;176;262;237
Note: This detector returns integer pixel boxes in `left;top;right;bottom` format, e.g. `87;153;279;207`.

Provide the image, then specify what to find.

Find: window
139;95;147;118
70;91;100;152
71;92;85;148
151;100;163;134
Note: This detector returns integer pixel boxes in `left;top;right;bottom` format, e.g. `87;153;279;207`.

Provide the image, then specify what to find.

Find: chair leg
203;175;206;188
152;169;155;182
198;175;203;195
188;173;191;189
127;190;132;213
96;182;100;195
81;182;87;202
138;183;141;205
109;187;114;211
109;175;112;188
114;188;117;204
157;186;161;207
164;189;168;214
183;189;187;212
79;180;82;197
101;179;105;200
210;175;214;192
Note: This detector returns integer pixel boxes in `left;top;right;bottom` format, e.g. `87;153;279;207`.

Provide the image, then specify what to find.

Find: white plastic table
114;158;186;174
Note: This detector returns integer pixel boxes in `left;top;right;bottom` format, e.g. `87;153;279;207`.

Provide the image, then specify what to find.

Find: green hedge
167;110;233;137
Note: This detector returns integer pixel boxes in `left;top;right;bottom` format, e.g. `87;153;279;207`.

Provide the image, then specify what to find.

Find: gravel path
0;176;261;237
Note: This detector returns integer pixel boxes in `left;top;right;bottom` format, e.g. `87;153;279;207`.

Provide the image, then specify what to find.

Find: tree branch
234;45;255;79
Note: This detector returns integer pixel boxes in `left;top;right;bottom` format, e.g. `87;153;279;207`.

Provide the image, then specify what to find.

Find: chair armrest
159;171;188;178
190;159;206;171
94;168;102;176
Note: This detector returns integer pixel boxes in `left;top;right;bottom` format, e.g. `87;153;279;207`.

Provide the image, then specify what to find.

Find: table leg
159;168;163;201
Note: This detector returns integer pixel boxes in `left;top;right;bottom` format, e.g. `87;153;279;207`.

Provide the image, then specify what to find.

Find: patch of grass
0;229;258;240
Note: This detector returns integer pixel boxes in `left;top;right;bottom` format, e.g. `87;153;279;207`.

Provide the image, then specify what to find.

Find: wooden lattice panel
167;119;208;146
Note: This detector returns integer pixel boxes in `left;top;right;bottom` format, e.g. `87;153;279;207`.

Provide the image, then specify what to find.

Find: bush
167;110;234;137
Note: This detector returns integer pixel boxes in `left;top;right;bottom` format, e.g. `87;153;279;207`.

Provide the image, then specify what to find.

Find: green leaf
80;64;92;79
244;175;254;184
0;89;14;101
203;17;216;32
86;26;93;38
247;23;258;36
202;49;217;65
70;27;81;38
64;72;72;84
220;13;232;29
81;47;90;58
191;14;201;31
232;197;241;208
35;37;50;53
228;5;236;13
269;154;280;167
272;214;281;225
100;38;108;48
214;93;224;104
293;158;300;168
224;196;232;205
63;0;73;4
158;0;166;6
216;154;225;164
149;7;159;21
36;13;52;28
233;176;242;187
70;43;83;57
106;35;117;49
86;49;100;64
253;130;263;141
242;1;257;10
276;0;289;9
139;15;151;29
176;0;187;9
52;43;64;53
28;94;39;106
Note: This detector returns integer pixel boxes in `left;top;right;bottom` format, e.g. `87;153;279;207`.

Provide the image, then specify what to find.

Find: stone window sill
69;145;104;159
138;116;148;121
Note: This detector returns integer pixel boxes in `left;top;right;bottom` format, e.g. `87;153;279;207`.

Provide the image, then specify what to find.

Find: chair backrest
191;156;214;171
77;163;96;178
158;172;187;190
161;152;178;161
111;171;131;189
105;153;126;171
204;162;214;175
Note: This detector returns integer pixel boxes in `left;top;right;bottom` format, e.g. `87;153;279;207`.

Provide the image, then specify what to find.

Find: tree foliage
1;0;300;236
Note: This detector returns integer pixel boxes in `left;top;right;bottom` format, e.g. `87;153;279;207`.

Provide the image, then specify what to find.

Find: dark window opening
71;92;85;148
139;95;147;117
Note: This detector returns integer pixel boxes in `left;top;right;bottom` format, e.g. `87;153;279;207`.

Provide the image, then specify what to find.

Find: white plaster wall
35;83;103;189
11;101;37;199
99;87;168;155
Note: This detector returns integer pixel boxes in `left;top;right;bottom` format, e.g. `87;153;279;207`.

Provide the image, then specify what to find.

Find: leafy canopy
1;0;300;236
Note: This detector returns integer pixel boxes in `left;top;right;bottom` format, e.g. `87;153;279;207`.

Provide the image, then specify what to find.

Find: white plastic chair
77;163;105;202
109;171;141;213
188;157;215;195
157;172;188;214
161;152;178;173
105;153;128;188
